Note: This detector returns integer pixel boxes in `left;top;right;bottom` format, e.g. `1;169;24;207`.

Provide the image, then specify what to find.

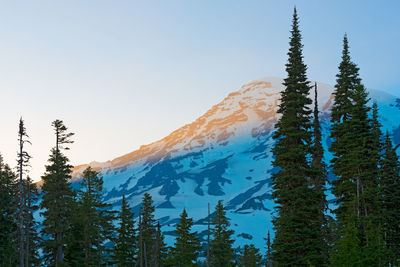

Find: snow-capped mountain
72;77;400;251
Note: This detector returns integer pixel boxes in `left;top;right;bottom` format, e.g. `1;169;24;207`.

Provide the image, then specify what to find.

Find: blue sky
0;1;399;180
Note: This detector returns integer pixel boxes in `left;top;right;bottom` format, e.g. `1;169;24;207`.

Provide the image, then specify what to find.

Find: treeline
270;8;400;267
0;119;265;266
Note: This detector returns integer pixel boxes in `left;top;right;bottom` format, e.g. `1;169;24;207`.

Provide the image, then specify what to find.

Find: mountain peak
69;77;400;252
72;78;287;178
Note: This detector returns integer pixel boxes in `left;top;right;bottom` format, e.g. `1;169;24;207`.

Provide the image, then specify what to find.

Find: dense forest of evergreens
0;8;399;267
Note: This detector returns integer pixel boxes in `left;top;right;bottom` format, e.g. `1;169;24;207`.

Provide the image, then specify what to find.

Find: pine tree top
331;34;362;123
140;192;155;220
52;119;74;151
341;34;350;64
284;7;309;88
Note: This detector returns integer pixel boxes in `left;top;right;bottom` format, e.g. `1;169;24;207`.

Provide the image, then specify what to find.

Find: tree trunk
19;127;24;267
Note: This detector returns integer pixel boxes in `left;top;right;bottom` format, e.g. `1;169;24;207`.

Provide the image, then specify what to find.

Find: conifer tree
311;83;328;212
0;154;18;266
311;83;330;261
210;201;234;267
113;195;137;267
271;8;325;266
138;213;144;267
239;244;262;267
330;35;381;265
352;83;380;224
40;120;75;266
154;221;167;266
17;118;31;267
80;167;114;265
380;132;400;265
65;167;115;266
365;102;386;265
330;35;362;223
329;38;361;265
172;208;201;266
137;192;157;267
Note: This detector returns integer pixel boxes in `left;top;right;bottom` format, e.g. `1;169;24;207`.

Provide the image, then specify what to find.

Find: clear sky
1;0;399;181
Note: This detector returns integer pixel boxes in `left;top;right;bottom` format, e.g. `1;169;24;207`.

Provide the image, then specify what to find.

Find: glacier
69;77;400;253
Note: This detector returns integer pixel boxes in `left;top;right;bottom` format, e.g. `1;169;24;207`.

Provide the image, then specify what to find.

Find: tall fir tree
311;83;327;200
380;132;400;265
113;195;137;267
137;192;157;267
311;83;330;261
138;213;143;267
154;221;167;267
40;120;75;266
311;83;328;213
330;34;362;222
352;82;380;229
330;35;362;265
172;208;201;266
17;118;31;267
0;154;18;266
369;102;386;265
209;201;234;267
65;167;115;266
330;35;382;265
270;8;325;266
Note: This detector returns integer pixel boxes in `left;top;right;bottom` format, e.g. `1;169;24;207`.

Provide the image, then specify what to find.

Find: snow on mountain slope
71;77;400;252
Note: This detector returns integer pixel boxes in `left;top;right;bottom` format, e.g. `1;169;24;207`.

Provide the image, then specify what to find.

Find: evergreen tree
17;118;31;267
138;213;143;267
330;35;363;225
381;132;400;265
65;167;115;266
239;244;262;267
330;35;381;265
365;102;386;265
209;201;234;267
154;221;167;267
172;208;201;266
113;195;137;267
0;154;18;266
40;120;75;266
352;83;380;226
137;192;157;267
311;83;327;208
311;82;329;261
271;8;325;266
